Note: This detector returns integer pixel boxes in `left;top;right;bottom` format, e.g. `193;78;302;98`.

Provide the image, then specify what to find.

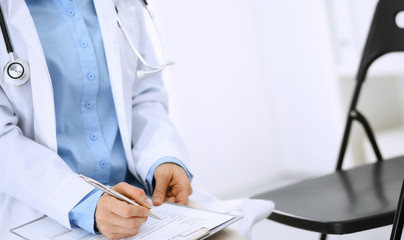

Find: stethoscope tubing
116;3;173;78
0;6;13;54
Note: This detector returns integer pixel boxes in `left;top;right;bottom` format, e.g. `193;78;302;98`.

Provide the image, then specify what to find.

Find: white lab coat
0;0;191;237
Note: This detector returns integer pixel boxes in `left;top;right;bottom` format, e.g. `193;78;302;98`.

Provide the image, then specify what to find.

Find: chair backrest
336;0;404;170
357;0;404;82
365;1;404;239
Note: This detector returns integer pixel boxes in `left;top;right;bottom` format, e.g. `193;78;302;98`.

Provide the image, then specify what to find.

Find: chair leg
335;80;364;171
351;110;382;161
390;178;404;240
320;233;327;240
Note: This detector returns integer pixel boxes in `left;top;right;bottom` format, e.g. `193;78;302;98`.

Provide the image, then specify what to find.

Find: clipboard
199;214;242;240
162;201;242;240
165;213;242;240
10;202;242;240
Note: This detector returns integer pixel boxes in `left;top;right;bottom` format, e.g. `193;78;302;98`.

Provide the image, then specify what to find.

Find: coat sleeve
130;3;193;185
0;85;94;229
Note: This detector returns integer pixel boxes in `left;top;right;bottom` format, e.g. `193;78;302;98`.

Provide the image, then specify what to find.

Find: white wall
148;0;345;199
149;0;282;199
145;0;404;239
251;0;344;172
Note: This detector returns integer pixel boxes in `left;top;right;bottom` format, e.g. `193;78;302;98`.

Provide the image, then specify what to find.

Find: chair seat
252;156;404;234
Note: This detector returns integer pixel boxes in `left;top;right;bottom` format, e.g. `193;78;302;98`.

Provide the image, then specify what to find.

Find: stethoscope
0;0;173;87
0;6;30;86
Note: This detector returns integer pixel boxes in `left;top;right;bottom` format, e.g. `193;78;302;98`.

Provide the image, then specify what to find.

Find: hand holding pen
80;175;160;239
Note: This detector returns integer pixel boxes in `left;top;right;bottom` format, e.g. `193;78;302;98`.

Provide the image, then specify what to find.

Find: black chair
253;0;404;239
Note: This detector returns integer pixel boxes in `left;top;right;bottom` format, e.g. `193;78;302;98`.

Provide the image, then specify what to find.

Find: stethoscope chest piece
3;58;30;86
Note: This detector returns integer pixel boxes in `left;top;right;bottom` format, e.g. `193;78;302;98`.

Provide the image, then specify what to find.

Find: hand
95;182;152;239
152;163;193;206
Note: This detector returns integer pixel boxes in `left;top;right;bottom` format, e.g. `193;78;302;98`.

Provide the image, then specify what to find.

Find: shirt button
90;133;97;141
67;8;75;17
80;41;88;48
85;102;92;109
87;73;95;80
100;161;107;169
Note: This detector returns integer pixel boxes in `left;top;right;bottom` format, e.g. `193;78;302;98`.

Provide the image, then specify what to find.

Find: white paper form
11;202;239;240
11;217;105;240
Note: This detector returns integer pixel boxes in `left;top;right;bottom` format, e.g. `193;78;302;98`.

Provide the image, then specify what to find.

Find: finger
96;196;148;238
99;194;149;219
108;213;148;230
107;196;150;218
188;184;193;195
169;181;191;205
112;182;152;208
174;189;189;205
153;171;171;206
166;191;173;198
100;215;147;233
166;196;176;203
101;222;144;240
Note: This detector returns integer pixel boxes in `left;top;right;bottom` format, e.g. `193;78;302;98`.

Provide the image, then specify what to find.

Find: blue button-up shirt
26;0;190;233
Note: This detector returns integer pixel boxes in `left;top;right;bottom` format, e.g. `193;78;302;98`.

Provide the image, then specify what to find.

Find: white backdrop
145;0;404;239
146;0;343;200
148;0;280;199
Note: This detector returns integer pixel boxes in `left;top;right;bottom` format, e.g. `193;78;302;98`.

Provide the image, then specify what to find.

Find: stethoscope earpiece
3;58;30;86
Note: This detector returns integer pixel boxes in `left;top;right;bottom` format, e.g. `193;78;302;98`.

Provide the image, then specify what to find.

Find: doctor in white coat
0;0;194;238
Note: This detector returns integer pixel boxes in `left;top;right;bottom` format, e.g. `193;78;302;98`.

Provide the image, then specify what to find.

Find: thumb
152;172;170;206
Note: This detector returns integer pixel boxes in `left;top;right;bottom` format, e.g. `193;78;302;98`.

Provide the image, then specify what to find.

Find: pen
79;174;161;220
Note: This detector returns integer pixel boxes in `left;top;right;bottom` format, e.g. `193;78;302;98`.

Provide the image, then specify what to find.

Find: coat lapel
93;0;132;163
7;0;57;151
